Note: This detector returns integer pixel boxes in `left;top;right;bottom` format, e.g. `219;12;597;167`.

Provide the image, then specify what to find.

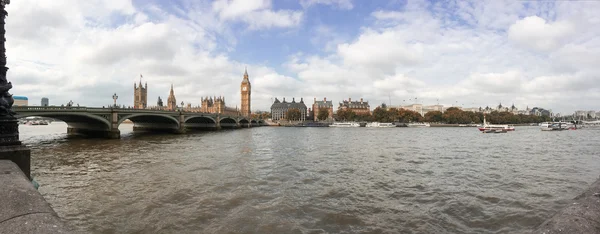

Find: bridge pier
67;127;120;139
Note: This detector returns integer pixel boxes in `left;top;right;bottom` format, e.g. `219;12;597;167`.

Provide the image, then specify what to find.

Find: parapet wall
533;176;600;233
0;160;72;234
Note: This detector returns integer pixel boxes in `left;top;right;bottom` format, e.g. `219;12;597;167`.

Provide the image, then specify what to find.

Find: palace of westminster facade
133;70;251;117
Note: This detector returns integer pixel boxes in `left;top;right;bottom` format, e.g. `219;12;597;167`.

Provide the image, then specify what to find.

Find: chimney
314;97;317;102
361;98;363;104
324;97;327;102
349;97;351;102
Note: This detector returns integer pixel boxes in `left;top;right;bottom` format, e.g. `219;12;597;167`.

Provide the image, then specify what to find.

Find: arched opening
219;117;238;129
119;114;180;133
17;113;112;138
239;119;250;128
185;116;218;131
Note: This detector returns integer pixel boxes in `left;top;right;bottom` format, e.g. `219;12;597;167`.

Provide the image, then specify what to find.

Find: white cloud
300;0;353;10
212;0;303;29
337;29;424;73
5;0;600;115
508;16;575;52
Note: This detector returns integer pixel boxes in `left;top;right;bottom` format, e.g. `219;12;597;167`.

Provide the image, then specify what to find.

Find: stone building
167;84;177;111
271;97;307;121
312;97;333;121
41;97;49;106
134;75;147;109
201;96;239;115
240;69;251;117
338;98;370;115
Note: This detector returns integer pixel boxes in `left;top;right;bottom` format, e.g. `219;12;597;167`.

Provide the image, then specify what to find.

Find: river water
20;122;600;233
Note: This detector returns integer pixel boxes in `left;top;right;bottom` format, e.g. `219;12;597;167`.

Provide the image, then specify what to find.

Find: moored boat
366;122;396;128
540;122;572;131
407;122;430;127
329;122;360;127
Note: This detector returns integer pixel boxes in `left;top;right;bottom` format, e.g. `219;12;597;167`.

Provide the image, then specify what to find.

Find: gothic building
271;97;307;121
134;75;147;109
240;68;251;117
201;96;239;115
167;84;177;111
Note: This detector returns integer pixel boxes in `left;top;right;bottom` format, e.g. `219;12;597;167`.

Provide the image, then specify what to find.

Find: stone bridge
13;106;264;139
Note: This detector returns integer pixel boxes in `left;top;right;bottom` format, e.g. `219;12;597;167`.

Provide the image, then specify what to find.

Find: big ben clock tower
240;68;251;117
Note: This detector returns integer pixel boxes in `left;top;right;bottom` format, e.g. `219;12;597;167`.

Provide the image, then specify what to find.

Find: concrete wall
0;161;72;234
533;176;600;233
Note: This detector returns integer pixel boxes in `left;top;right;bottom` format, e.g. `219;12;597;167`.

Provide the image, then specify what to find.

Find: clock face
242;87;247;91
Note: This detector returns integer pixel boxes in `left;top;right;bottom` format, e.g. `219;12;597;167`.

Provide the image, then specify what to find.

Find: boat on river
329;122;360;127
478;115;515;131
366;122;396;128
540;122;573;131
407;122;430;127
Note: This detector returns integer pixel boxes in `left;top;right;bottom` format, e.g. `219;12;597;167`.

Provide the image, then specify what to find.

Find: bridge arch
118;113;180;127
185;116;218;130
16;112;111;130
184;116;217;124
219;117;238;129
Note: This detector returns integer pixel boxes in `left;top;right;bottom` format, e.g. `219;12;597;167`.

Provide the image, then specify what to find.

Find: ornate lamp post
180;101;184;111
112;93;118;107
0;0;32;179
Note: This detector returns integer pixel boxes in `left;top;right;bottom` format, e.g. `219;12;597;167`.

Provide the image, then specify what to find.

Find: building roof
314;100;333;108
13;96;28;100
271;97;307;110
339;100;369;109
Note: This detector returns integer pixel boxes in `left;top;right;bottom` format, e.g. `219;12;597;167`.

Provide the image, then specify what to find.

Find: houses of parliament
133;70;251;117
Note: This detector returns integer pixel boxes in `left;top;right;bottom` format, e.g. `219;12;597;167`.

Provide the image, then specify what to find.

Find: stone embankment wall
0;161;72;234
533;176;600;233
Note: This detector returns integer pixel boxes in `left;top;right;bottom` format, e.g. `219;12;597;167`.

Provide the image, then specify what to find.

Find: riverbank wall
0;160;72;234
533;176;600;233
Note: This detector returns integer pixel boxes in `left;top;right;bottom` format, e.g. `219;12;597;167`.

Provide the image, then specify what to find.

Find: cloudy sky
6;0;600;114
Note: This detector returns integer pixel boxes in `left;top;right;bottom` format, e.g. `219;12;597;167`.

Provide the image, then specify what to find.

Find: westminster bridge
12;106;264;139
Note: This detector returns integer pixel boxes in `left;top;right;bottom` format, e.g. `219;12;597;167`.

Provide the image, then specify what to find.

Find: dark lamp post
112;93;118;107
0;0;32;179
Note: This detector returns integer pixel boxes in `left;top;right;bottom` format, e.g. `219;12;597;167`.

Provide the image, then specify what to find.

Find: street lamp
0;0;33;179
180;101;184;111
112;93;118;107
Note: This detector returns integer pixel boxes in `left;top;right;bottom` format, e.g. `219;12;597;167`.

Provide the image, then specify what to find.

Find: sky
6;0;600;114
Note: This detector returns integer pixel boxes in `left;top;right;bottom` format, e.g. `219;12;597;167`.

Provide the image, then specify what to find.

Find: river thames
20;123;600;233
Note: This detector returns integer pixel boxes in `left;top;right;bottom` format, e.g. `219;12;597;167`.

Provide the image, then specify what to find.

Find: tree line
266;106;551;124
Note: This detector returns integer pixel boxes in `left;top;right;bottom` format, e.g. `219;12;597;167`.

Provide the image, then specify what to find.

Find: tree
286;108;302;121
317;107;330;121
372;106;389;122
424;111;443;123
336;108;356;121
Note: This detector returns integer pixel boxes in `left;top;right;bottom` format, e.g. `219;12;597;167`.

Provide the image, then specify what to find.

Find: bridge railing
11;106;254;120
12;106;90;111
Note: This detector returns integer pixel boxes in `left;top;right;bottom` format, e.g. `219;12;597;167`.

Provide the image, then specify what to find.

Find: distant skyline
6;0;600;114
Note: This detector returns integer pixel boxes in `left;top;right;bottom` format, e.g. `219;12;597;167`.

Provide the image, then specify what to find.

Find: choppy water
20;123;600;233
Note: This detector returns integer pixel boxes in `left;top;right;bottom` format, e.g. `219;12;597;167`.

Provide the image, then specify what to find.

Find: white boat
366;122;396;128
407;122;430;127
478;115;515;131
540;122;573;131
329;122;360;127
